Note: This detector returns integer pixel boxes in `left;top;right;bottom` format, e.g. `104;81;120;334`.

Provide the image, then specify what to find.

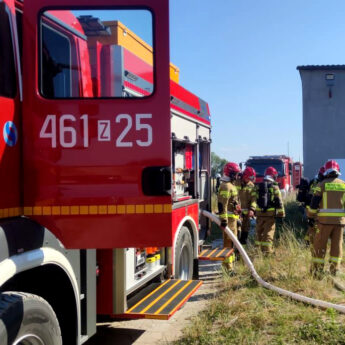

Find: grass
169;194;345;345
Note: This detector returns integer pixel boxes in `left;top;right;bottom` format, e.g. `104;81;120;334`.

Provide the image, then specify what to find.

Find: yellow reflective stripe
314;187;321;192
312;257;325;264
330;256;342;263
325;183;345;192
319;212;345;217
224;253;236;264
308;208;317;214
323;192;327;209
219;191;230;197
228;214;239;219
256;208;275;211
261;242;272;247
255;241;261;245
342;193;345;207
219;213;228;218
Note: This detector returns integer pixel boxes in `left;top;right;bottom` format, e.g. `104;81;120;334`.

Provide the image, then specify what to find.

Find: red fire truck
245;155;295;197
292;162;303;189
0;1;213;343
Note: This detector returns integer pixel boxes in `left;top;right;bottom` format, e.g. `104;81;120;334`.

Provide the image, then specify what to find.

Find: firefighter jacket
255;182;285;217
306;178;320;207
308;177;345;225
237;181;256;215
218;180;240;226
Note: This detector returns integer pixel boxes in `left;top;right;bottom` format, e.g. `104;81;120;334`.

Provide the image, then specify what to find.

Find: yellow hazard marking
0;203;172;219
206;248;218;258
199;249;208;257
215;248;227;257
126;279;171;313
154;280;193;315
140;280;181;314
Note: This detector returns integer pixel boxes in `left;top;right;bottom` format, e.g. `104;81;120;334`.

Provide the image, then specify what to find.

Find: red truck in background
292;161;303;189
245;155;303;197
0;1;212;344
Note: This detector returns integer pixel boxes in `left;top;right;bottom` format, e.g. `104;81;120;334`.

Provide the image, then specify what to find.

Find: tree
211;152;227;177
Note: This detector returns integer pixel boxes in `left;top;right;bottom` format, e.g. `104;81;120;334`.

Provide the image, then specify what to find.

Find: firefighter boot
222;253;235;274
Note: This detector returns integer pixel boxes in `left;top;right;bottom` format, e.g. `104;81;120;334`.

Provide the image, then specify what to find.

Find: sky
169;0;345;165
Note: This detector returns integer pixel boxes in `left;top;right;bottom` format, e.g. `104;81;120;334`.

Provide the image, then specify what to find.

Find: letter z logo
98;120;110;141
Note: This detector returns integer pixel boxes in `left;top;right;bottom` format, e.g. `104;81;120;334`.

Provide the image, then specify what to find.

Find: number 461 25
39;114;153;148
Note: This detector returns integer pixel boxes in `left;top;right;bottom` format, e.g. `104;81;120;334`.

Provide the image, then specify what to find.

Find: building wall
299;68;345;179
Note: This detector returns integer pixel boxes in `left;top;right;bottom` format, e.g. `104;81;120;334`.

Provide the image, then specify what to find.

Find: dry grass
169;198;345;345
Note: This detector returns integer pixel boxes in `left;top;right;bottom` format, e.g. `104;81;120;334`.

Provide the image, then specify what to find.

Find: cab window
41;24;72;98
0;3;16;98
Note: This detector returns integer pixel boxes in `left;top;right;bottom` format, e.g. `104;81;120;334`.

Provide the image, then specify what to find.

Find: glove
221;219;227;228
235;204;242;214
308;218;315;227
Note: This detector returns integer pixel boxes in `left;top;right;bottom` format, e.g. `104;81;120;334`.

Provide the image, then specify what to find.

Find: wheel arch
0;248;80;345
172;216;198;276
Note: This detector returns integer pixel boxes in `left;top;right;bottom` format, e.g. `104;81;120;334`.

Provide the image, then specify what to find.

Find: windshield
246;160;285;177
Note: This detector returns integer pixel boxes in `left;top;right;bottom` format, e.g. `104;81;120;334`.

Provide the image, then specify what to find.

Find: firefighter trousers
255;216;275;253
312;222;344;275
222;218;237;269
307;224;316;255
239;215;251;245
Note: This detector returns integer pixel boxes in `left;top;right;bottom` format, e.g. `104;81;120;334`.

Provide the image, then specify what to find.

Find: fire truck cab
245;155;293;197
0;1;211;344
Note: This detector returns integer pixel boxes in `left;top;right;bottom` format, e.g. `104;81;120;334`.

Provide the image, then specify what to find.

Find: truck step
199;247;234;261
123;279;202;320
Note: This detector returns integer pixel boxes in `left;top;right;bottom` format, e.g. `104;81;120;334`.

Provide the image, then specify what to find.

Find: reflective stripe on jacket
308;177;345;225
255;182;285;217
238;180;256;214
218;181;240;225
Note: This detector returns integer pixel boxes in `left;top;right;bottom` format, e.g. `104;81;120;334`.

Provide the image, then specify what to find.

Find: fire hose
202;210;345;314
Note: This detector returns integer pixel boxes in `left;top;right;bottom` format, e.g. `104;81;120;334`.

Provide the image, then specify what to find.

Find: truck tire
0;292;62;345
174;226;193;280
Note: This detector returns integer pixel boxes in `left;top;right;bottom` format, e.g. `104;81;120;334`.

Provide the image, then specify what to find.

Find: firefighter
305;166;325;251
308;160;345;276
254;166;285;253
218;162;241;270
238;167;257;246
215;173;221;193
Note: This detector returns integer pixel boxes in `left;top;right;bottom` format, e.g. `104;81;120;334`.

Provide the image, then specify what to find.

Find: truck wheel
174;226;193;280
0;292;62;345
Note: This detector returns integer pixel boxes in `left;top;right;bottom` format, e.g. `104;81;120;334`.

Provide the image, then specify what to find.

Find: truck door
22;0;172;248
0;0;21;217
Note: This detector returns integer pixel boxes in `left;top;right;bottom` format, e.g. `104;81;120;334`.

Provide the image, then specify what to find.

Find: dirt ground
85;260;223;345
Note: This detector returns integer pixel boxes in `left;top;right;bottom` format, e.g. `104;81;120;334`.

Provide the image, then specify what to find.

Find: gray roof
297;65;345;71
